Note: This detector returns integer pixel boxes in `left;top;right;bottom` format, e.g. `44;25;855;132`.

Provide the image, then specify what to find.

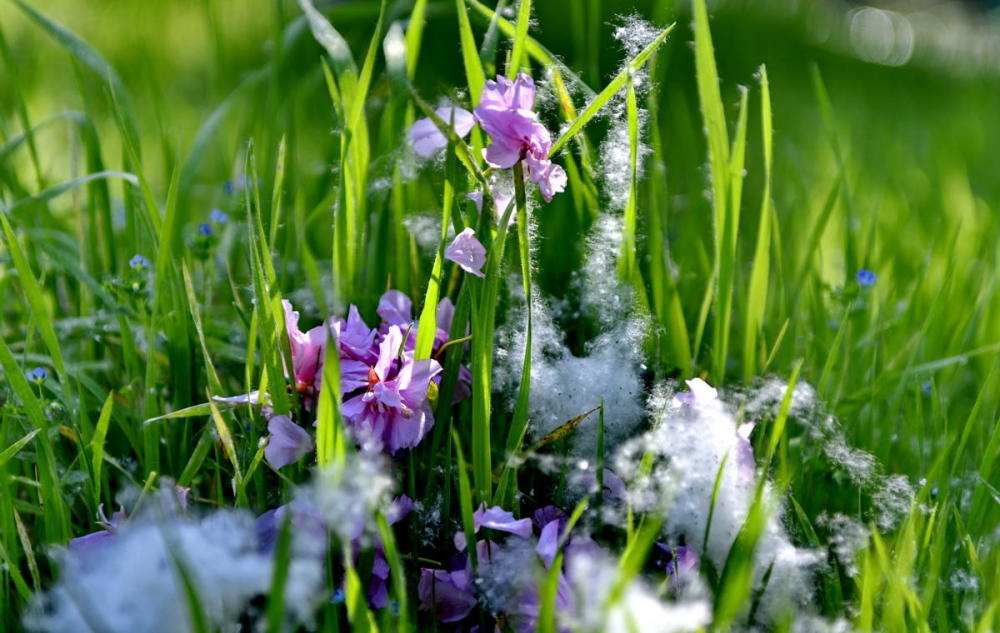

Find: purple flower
209;208;229;224
526;154;567;201
474;73;567;202
476;74;548;168
467;184;515;225
282;300;327;393
653;543;700;591
129;254;150;270
454;503;535;551
341;326;442;453
857;268;877;287
444;228;487;278
409;105;476;158
418;568;476;622
331;305;378;363
264;415;314;470
376;290;413;327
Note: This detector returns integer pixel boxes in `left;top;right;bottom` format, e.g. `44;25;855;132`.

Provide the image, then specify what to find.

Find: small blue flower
209;208;229;224
28;367;48;382
921;381;932;396
223;180;235;196
197;223;213;237
856;269;877;287
330;588;346;604
129;254;151;270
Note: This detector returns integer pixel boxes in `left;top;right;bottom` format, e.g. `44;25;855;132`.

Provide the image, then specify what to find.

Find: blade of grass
548;23;676;157
743;65;773;384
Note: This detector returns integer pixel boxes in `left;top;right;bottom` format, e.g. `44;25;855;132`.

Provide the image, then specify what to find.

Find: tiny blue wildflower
209;208;229;224
921;381;932;396
330;589;346;604
856;269;877;287
197;223;213;237
390;601;400;616
129;254;151;270
29;367;48;382
223;180;235;196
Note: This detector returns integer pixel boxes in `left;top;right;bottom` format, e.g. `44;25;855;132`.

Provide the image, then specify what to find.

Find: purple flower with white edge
341;325;442;453
264;415;314;470
444;228;486;278
409;105;476;158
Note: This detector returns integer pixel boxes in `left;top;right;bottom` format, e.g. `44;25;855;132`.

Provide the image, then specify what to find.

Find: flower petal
444;228;487;278
264;415;314;469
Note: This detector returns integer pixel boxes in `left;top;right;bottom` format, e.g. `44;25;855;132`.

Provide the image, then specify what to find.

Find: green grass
1;0;998;631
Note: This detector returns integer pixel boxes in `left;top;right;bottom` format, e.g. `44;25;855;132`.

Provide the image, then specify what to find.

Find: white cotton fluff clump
817;513;870;578
614;379;822;623
562;549;711;633
495;216;648;456
597;15;658;212
404;212;448;254
474;538;540;620
24;509;324;633
743;378;917;532
307;450;395;546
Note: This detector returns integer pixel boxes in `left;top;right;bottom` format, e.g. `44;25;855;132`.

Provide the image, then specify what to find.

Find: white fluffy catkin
614;379;822;624
25;510;324;633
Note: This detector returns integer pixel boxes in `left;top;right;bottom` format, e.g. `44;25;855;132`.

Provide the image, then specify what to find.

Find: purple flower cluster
409;73;567;203
267;289;469;466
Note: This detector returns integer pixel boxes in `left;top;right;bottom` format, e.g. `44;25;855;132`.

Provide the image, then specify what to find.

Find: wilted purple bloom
209;208;229;224
197;222;213;237
264;415;314;470
526;154;567;202
409;105;476;158
341;326;442;453
857;268;877;287
418;568;476;622
282;300;327;393
444;228;486;278
129;254;150;270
